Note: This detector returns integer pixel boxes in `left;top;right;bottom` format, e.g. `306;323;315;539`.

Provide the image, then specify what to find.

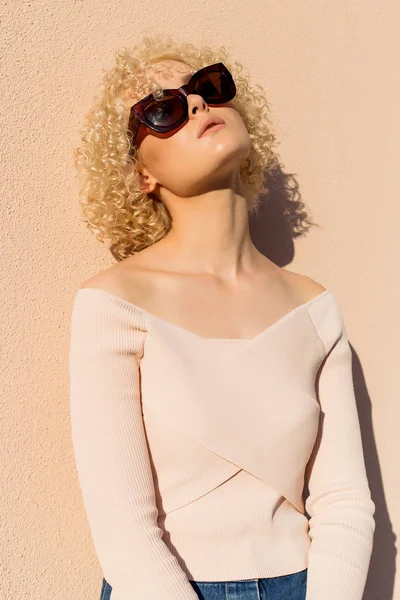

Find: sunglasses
127;62;236;154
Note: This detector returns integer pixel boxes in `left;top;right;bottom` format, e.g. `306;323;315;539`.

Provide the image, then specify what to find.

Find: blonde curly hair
73;33;283;262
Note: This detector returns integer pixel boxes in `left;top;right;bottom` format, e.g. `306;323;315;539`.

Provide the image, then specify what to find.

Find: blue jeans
100;568;308;600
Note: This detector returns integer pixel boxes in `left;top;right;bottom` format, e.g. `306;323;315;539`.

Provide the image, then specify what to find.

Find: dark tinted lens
143;95;185;127
194;71;232;103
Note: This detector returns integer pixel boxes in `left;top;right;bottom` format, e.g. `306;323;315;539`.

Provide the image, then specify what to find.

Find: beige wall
1;1;399;598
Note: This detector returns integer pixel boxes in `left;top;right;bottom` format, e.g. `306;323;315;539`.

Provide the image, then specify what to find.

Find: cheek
138;135;164;173
140;133;191;184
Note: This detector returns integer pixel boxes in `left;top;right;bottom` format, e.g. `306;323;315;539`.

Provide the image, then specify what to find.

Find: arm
68;290;198;600
304;310;375;599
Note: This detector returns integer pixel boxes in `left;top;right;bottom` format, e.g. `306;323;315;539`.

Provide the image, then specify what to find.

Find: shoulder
279;267;327;303
73;260;149;343
79;254;149;300
79;264;126;295
280;269;344;346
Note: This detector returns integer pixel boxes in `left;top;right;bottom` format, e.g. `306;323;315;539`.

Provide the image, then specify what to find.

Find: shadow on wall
249;167;394;600
351;347;396;600
248;165;319;267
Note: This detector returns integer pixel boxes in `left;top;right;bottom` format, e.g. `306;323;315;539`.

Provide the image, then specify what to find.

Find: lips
198;115;226;138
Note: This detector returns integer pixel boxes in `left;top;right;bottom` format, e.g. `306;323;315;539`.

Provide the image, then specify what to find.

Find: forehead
150;60;195;89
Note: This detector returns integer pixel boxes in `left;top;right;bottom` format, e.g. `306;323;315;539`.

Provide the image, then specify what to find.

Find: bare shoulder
279;267;327;302
79;263;125;293
78;253;154;304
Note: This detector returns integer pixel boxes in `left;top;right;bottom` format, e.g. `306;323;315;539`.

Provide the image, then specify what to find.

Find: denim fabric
100;568;307;600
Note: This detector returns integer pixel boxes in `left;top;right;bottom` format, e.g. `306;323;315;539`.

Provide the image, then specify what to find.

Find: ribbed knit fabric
68;287;375;600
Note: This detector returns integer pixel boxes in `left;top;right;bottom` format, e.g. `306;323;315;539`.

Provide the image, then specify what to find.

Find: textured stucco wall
1;0;399;598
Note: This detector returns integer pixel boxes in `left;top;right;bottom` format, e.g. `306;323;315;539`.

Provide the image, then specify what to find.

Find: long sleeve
68;290;199;600
304;306;375;599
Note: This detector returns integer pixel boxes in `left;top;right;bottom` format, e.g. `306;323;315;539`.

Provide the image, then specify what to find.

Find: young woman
69;33;375;600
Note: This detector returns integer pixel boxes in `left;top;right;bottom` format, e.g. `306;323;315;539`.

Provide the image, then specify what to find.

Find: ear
136;166;158;194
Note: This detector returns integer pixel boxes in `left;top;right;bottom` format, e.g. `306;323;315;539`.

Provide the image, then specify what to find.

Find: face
126;60;252;200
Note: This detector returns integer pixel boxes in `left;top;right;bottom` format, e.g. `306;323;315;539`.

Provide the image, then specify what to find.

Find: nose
186;93;209;118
